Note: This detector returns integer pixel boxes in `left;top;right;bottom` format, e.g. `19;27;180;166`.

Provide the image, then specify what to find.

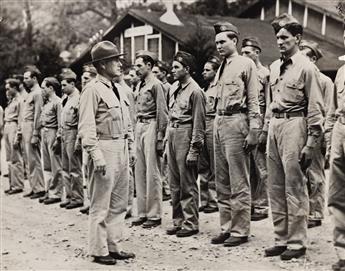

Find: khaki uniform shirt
4;95;21;123
319;71;334;118
257;63;270;115
135;73;168;141
40;94;61;129
78;74;134;162
325;64;345;150
169;77;206;154
22;84;43;136
0;106;3;131
264;51;324;146
115;82;136;132
204;80;217;118
215;54;260;129
59;89;80;137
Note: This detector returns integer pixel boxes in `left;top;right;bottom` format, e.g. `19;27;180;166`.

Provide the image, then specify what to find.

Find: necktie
111;82;120;101
218;60;226;79
62;96;68;107
280;58;292;76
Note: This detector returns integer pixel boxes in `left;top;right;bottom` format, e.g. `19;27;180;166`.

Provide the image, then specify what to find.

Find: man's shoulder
319;72;333;85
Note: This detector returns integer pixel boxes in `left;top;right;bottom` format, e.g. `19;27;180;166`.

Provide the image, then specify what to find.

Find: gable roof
70;8;343;73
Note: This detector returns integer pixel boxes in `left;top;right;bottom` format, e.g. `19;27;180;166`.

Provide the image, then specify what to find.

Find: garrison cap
136;50;158;63
214;21;239;36
271;13;301;33
60;68;77;81
206;55;221;67
156;60;170;73
242;36;262;51
82;64;97;75
299;40;323;60
174;51;196;71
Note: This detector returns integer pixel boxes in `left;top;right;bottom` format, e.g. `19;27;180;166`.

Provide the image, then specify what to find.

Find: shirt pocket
223;79;243;110
285;80;305;103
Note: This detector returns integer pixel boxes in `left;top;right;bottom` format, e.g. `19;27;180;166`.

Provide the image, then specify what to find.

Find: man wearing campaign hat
326;28;345;271
58;70;84;210
241;36;270;222
78;41;135;265
198;56;220;214
262;14;324;260
211;21;261;247
299;40;333;229
131;50;168;229
166;51;206;237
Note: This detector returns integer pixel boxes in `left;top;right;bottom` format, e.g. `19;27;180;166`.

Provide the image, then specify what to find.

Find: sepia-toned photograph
0;0;345;270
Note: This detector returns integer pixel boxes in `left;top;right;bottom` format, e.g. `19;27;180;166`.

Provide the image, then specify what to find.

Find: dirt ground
0;170;338;271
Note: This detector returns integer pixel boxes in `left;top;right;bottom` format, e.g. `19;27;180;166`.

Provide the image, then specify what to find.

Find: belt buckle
172;123;178;128
283;112;289;119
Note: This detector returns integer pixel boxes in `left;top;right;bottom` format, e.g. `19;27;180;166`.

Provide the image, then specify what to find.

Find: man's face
276;28;300;56
23;71;35;89
241;46;258;62
129;69;140;86
103;58;122;78
171;61;187;81
215;32;237;57
41;80;52;98
5;83;16;98
202;62;217;82
61;80;74;95
135;57;150;80
152;66;164;81
81;72;95;88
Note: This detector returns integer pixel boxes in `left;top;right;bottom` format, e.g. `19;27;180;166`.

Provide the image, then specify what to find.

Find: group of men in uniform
1;11;345;270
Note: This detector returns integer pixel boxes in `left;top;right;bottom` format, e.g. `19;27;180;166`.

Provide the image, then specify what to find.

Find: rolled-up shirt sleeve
154;83;168;141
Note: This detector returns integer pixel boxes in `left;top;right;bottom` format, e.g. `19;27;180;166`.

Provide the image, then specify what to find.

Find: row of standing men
1;12;345;269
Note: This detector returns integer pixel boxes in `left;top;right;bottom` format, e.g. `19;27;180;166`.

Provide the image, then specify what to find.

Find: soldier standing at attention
58;70;84;210
39;77;63;205
79;41;135;265
132;50;168;229
261;14;324;260
211;22;260;247
299;40;333;229
325;29;345;271
198;56;220;214
21;65;45;199
241;36;270;222
3;79;24;194
166;51;206;238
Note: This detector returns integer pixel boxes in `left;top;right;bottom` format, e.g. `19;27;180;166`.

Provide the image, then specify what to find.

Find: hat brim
91;52;126;63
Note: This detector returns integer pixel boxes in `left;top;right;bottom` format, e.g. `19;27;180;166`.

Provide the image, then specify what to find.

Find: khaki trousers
135;120;162;220
214;114;251;237
22;121;44;193
61;129;83;203
41;128;63;199
4;122;24;190
88;139;128;256
267;117;309;250
167;126;199;231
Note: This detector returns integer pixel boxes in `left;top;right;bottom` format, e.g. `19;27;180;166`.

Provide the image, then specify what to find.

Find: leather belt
272;111;305;119
137;117;156;123
169;122;192;128
98;134;128;140
217;109;247;116
338;116;345;125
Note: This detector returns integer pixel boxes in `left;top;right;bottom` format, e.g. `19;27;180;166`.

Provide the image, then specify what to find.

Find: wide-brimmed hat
91;41;125;63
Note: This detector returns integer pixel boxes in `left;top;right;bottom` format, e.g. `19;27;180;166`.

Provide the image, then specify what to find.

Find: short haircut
138;55;155;68
226;32;239;45
207;61;220;71
276;23;303;36
24;65;42;81
5;78;20;91
12;74;24;83
43;77;61;93
62;78;76;84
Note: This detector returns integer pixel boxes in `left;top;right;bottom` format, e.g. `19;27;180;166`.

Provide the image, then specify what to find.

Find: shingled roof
70;8;343;73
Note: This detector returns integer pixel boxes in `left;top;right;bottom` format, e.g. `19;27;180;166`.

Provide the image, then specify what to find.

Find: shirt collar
280;50;301;65
180;76;192;90
226;52;239;65
144;72;155;85
97;74;112;88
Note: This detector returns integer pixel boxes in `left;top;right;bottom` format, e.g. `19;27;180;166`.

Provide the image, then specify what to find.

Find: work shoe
251;212;268;221
60;201;70;208
93;255;116;265
125;212;132;219
176;228;199;238
211;232;231;245
265;245;287;257
224;236;248;247
308;220;322;228
30;191;46;199
23;191;34;198
199;206;206;212
66;202;83;209
163;193;171;201
4;188;12;194
280;247;306;261
80;205;89;214
109;251;135;260
131;217;147;226
8;189;23;195
332;259;345;271
203;206;219;213
166;226;181;235
142;219;161;229
44;198;61;205
39;195;49;203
